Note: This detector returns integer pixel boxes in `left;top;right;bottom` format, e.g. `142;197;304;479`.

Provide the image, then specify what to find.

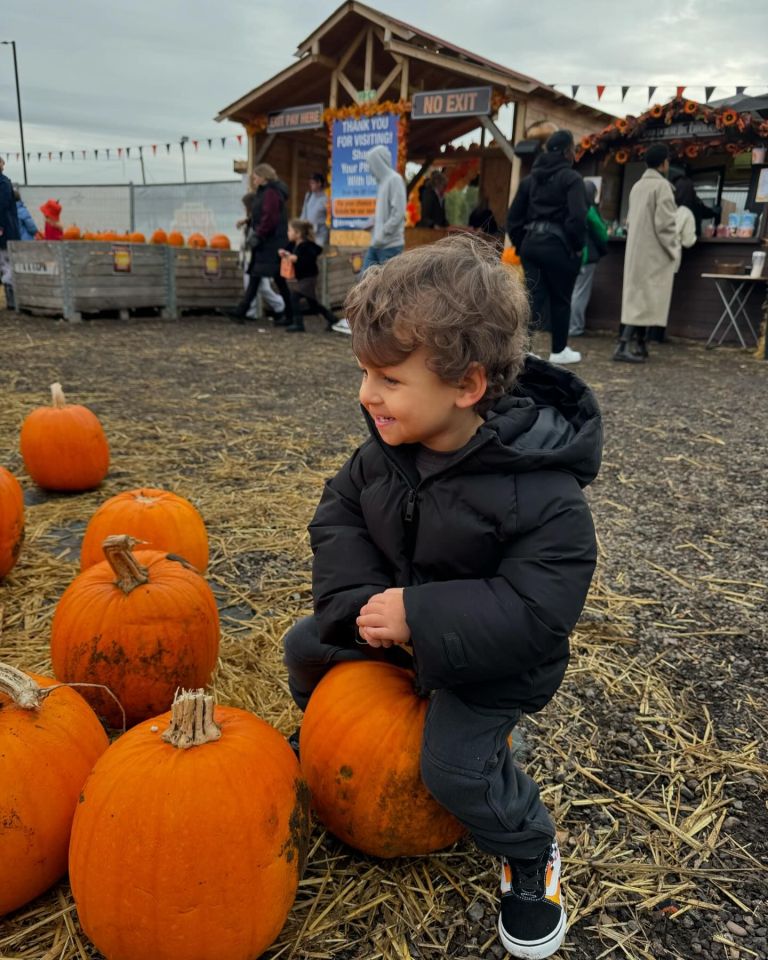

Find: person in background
569;180;608;337
506;129;588;365
40;199;63;240
0;156;20;309
14;186;38;241
300;173;329;247
614;144;679;363
670;164;718;238
283;235;601;960
417;171;448;228
332;144;406;336
468;192;502;240
278;218;338;333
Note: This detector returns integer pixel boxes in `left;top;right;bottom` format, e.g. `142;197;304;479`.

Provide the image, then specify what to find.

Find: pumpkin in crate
150;228;168;244
20;382;110;491
0;467;24;578
70;687;310;960
0;663;108;916
187;232;207;248
51;535;220;728
128;231;146;244
80;487;209;572
167;230;185;246
63;225;81;240
300;661;466;858
209;234;231;250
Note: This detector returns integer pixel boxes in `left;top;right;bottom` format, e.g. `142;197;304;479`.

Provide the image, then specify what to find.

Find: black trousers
290;290;336;327
521;234;581;354
235;271;294;320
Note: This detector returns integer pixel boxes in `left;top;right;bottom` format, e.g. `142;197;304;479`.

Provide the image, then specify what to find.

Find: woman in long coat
615;145;680;362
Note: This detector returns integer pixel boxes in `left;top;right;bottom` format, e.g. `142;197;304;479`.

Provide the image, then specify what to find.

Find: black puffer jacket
247;180;289;277
309;357;602;712
506;153;587;256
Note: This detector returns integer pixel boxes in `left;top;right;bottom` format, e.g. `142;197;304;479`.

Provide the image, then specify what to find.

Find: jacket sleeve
402;472;596;691
506;179;530;250
309;449;394;646
564;176;588;253
654;183;680;260
587;206;609;256
254;187;281;240
19;207;38;237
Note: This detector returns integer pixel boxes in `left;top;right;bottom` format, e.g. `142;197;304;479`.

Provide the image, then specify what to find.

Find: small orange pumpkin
63;225;81;241
20;382;109;491
127;231;146;244
0;468;24;578
51;535;220;728
300;661;466;857
187;232;207;248
150;228;168;244
0;663;109;916
501;246;521;267
70;688;310;960
80;487;209;572
167;230;184;247
209;234;231;250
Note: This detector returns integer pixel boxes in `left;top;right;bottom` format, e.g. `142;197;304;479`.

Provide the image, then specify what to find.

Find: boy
283;235;602;959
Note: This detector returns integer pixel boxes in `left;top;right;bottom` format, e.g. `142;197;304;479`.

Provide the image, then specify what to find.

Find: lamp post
180;136;189;183
0;40;27;185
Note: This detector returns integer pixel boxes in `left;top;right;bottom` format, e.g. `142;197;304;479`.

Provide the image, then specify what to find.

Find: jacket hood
362;355;602;489
367;145;394;182
531;151;573;183
270;179;289;201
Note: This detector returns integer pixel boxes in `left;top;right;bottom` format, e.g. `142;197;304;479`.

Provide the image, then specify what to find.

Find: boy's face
358;346;485;452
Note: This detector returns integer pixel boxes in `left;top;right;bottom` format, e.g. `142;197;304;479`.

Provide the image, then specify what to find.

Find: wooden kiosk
216;0;611;307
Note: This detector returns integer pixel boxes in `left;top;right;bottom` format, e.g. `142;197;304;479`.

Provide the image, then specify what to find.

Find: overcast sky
1;0;766;187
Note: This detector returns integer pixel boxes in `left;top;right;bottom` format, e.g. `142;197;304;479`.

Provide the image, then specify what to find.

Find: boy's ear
456;363;488;409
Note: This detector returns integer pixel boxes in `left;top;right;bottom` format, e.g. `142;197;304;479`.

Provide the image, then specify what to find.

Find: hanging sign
642;121;716;141
267;103;324;133
411;86;492;120
330;113;399;230
112;244;132;273
203;252;221;278
13;260;60;276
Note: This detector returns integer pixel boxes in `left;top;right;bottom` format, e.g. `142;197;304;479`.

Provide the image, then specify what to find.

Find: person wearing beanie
614;144;679;363
506;128;588;365
300;172;329;247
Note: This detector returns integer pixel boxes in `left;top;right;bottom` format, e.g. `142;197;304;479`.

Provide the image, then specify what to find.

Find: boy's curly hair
345;235;530;414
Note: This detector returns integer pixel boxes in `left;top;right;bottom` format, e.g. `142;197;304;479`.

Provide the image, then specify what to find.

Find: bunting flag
192;139;199;151
621;86;630;101
70;151;75;160
207;138;212;149
106;148;110;159
82;150;86;159
596;85;606;100
152;144;157;155
736;86;746;96
126;147;131;158
94;149;99;159
58;152;63;161
705;86;715;102
117;148;123;158
139;146;143;157
571;85;579;99
676;85;686;99
37;152;41;161
48;152;52;161
165;144;171;153
220;137;227;148
236;134;243;145
648;86;657;102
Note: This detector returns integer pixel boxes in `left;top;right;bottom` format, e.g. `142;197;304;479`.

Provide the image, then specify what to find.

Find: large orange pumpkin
167;231;185;247
300;661;466;857
150;228;168;244
70;688;310;960
0;663;108;916
62;225;81;241
187;232;207;248
20;382;110;491
51;535;220;727
209;234;231;250
128;231;146;244
0;468;24;578
80;487;209;572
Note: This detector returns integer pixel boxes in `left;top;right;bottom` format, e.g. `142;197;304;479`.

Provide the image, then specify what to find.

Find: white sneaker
331;318;352;335
548;346;581;364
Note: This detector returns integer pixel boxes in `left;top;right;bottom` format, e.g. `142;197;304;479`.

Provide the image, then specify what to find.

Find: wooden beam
376;60;402;100
507;100;528;213
253;133;276;166
400;55;410;100
330;70;338;109
364;27;374;91
478;115;516;164
310;53;337;70
406;158;435;194
338;25;367;72
337;69;360;104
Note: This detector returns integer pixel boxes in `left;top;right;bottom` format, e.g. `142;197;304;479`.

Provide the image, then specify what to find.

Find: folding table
700;273;766;349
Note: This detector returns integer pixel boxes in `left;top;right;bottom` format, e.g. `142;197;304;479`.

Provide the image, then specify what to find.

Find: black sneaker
498;839;566;959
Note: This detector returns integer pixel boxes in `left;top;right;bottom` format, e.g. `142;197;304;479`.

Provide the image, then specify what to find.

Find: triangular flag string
571;85;579;99
648;86;657;102
596;84;606;101
676;85;686;99
621;86;630;101
705;86;715;102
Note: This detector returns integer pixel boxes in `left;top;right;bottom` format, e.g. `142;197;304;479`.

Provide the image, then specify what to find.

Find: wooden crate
321;249;366;310
166;247;243;317
9;241;168;321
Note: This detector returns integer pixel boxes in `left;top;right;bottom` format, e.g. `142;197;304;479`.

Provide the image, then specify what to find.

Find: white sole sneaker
548;349;581;364
497;907;567;959
331;319;352;335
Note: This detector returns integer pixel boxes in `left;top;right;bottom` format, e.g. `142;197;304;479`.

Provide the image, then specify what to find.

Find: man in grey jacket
332;144;407;335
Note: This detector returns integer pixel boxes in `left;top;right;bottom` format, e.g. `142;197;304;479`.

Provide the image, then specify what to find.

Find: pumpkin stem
0;663;47;709
161;688;221;749
102;535;150;593
50;381;67;408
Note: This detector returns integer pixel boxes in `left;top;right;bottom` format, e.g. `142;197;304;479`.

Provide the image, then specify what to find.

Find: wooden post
507;99;528;210
400;57;410;101
247;132;255;177
364;28;373;93
290;140;299;218
330;70;338;109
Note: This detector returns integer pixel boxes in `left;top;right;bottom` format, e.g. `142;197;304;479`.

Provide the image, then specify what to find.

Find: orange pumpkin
63;225;81;241
501;246;521;267
150;228;168;244
167;230;184;247
209;234;231;250
51;535;220;728
80;487;209;572
128;231;146;244
20;382;109;491
0;663;108;916
300;661;466;857
0;468;24;578
187;232;207;248
69;688;310;960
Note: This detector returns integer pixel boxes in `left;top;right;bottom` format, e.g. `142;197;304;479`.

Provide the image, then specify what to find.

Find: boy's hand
357;588;411;648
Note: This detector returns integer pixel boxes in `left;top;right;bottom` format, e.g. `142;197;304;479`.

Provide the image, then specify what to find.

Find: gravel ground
0;310;766;960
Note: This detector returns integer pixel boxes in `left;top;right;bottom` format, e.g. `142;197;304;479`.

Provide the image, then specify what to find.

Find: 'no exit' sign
411;86;492;120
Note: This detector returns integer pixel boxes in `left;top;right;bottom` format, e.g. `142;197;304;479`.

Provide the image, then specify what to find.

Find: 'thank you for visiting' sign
330;113;399;230
411;86;492;120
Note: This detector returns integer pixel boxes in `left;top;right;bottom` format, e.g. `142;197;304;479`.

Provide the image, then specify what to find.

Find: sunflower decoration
684;144;700;159
580;134;594;151
683;100;699;115
725;142;742;155
721;109;739;127
649;104;664;119
614;148;630;165
615;118;631;135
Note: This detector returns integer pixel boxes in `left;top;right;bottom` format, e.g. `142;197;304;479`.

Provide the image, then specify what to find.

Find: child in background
278;219;338;333
39;199;63;240
283;235;602;959
14;186;38;241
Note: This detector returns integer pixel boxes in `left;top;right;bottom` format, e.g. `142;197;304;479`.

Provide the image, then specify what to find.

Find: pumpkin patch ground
0;311;766;960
